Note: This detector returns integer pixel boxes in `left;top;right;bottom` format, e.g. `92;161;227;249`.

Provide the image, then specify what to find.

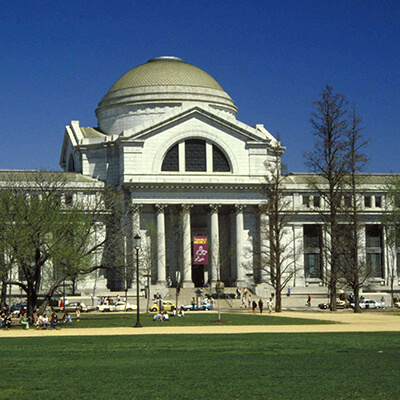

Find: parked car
97;301;137;312
149;300;176;312
54;302;96;313
181;301;212;311
318;300;350;310
358;299;381;309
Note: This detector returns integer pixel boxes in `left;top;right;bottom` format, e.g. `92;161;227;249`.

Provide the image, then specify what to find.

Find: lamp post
134;234;142;328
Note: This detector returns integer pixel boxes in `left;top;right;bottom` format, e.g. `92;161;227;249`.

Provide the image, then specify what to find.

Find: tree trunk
27;283;38;319
354;285;361;313
0;280;7;309
275;289;282;312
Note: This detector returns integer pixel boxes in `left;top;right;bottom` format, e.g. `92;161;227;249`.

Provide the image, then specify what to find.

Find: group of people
251;297;274;314
1;307;75;330
0;311;13;330
34;311;72;329
100;295;123;306
153;307;185;321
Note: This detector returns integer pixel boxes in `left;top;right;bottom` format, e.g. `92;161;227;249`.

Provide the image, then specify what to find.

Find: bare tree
304;85;349;311
338;105;371;312
259;136;300;312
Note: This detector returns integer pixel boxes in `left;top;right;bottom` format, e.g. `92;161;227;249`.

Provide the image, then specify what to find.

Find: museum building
5;56;398;299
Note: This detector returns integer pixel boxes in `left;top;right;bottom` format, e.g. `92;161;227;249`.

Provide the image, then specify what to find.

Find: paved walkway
1;311;399;338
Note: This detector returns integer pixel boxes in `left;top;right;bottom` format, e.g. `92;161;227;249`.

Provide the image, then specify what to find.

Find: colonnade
131;203;250;288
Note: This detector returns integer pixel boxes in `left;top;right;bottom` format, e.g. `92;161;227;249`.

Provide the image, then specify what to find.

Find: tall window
304;225;323;279
366;225;384;278
185;140;206;171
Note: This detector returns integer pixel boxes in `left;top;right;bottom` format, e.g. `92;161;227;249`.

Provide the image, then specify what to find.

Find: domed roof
107;56;225;93
96;56;237;135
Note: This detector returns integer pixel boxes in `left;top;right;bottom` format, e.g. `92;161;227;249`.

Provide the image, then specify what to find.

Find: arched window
161;140;231;173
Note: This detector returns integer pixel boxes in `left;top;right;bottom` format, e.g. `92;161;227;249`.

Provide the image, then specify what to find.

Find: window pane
305;254;321;278
368;253;383;278
366;225;382;248
213;145;230;172
304;225;321;249
162;144;179;171
185;140;206;171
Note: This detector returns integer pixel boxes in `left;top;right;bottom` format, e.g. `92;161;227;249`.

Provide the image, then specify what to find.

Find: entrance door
192;264;204;287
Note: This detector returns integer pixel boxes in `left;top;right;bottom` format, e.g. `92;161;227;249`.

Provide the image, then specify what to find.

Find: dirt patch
1;310;399;338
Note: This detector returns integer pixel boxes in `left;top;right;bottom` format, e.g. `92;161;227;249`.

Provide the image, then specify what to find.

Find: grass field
1;332;399;399
12;311;337;329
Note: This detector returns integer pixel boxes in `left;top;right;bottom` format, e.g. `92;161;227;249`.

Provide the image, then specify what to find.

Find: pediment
120;105;275;145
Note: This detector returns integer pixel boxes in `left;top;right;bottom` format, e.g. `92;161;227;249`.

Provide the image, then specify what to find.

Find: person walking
306;295;311;307
267;297;273;314
241;296;246;308
252;300;257;313
258;298;263;314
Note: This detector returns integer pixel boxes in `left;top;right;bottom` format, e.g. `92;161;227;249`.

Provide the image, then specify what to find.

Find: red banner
193;236;208;265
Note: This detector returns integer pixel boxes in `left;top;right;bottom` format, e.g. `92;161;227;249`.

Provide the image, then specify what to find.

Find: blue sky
1;1;399;173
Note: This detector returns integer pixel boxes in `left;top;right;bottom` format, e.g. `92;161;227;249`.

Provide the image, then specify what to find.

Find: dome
107;56;224;93
96;57;237;135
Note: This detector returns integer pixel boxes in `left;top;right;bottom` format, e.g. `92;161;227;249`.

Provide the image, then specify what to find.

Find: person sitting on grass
178;308;185;317
3;312;12;330
162;311;170;321
42;314;50;329
62;312;72;323
19;314;29;330
50;312;59;329
35;314;44;329
153;312;162;321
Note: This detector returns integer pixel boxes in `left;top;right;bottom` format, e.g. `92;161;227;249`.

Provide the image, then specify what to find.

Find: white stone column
235;204;246;285
132;204;142;236
259;209;269;283
156;204;167;285
293;225;304;286
210;204;221;284
182;204;194;288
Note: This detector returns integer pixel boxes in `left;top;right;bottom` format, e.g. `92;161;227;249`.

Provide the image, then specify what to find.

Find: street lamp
134;234;142;328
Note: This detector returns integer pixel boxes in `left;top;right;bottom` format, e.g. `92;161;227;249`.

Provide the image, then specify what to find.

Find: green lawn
1;332;399;399
25;311;337;329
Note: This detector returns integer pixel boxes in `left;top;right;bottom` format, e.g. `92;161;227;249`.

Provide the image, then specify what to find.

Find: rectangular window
366;225;384;278
344;195;352;208
313;196;320;208
364;196;371;208
302;196;310;207
375;196;382;208
185;140;206;171
305;253;321;279
304;225;322;279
